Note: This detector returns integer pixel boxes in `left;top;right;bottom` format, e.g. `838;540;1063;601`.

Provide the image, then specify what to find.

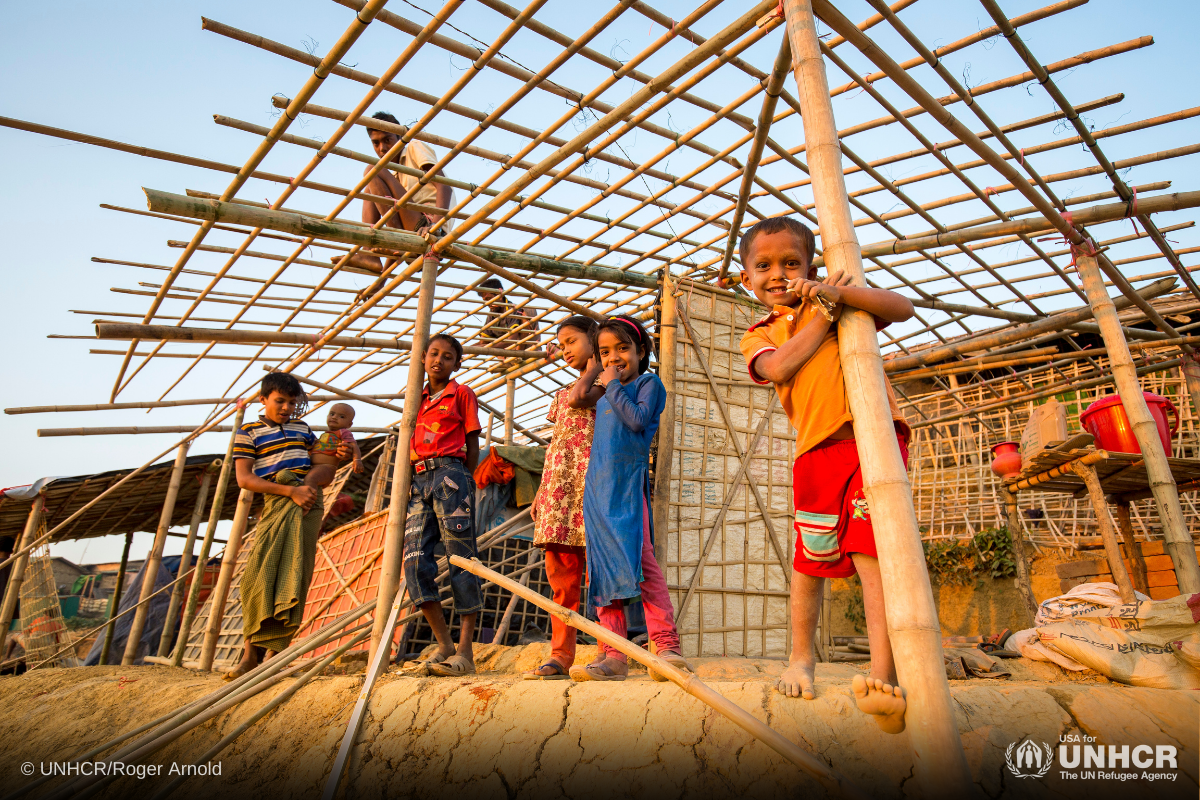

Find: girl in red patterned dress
523;315;604;679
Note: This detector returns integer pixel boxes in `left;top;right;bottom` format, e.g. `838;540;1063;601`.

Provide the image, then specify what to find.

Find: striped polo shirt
233;417;317;479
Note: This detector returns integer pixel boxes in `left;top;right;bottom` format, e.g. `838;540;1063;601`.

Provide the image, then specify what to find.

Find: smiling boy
404;333;484;677
737;217;915;734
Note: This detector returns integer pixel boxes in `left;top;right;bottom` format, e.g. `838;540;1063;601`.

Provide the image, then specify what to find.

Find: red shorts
792;431;909;578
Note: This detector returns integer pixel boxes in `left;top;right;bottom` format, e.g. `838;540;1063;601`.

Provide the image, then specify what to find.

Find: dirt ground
0;642;1194;800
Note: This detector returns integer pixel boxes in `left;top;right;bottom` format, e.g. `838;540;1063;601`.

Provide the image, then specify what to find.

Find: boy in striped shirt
227;372;349;679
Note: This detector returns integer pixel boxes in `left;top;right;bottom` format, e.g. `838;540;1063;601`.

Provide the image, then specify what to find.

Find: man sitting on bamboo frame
339;111;455;300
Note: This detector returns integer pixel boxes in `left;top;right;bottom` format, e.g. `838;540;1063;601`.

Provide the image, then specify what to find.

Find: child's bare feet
776;658;816;699
852;673;906;734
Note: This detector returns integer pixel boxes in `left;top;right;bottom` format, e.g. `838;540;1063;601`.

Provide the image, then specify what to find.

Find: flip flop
569;656;627;682
523;661;570;680
427;654;475;677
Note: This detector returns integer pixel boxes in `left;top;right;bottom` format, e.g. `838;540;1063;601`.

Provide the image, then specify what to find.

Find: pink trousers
595;499;681;661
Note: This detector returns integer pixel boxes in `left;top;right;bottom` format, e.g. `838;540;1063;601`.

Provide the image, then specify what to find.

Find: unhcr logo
1005;739;1053;779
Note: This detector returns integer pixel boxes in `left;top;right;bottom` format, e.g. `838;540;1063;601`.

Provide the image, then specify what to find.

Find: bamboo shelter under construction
5;0;1200;795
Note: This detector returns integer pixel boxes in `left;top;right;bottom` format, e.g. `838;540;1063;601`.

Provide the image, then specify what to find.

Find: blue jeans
402;460;482;614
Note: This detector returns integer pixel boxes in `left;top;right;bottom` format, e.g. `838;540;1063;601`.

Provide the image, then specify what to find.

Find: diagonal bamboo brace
449;555;869;800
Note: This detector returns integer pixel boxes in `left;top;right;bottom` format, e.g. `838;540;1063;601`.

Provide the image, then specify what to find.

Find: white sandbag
1033;581;1149;627
1008;628;1087;672
1036;592;1200;689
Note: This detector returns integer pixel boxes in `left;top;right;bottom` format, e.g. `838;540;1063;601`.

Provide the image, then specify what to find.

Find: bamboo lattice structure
5;2;1200;773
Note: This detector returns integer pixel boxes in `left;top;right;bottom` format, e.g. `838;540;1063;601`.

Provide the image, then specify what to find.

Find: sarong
240;470;324;651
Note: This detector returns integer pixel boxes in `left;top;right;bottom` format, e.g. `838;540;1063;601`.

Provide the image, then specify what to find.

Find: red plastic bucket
1079;391;1178;454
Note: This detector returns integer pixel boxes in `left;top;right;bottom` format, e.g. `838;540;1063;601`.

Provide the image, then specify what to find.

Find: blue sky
3;0;1198;563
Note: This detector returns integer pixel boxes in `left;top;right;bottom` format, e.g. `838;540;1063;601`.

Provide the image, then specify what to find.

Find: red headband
615;317;642;342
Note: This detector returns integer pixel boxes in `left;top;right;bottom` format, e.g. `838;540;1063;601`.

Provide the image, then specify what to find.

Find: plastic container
1020;397;1068;463
990;441;1022;478
1079;391;1178;454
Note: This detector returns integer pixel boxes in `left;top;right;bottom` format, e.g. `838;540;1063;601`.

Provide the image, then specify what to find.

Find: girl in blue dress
572;315;691;681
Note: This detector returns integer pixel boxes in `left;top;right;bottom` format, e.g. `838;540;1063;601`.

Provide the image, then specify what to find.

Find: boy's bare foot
776;659;816;699
852;674;906;734
223;650;259;682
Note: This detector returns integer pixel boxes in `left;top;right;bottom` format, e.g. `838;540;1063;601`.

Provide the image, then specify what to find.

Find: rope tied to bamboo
1125;185;1141;236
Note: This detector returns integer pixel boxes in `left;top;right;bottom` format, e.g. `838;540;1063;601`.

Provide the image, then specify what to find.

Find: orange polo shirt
739;302;907;458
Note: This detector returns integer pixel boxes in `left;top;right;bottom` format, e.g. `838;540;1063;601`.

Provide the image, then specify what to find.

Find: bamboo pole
95;322;549;361
504;379;516;446
717;36;791;285
157;461;217;658
1074;254;1200;593
122;441;191;665
815;190;1200;269
442;244;604;321
173;407;244;666
0;496;44;645
885;277;1176;372
5;394;403;415
1071;462;1137;603
38;425;394;437
1000;489;1038;624
653;272;678;570
199;487;253;672
369;254;437;665
153;628;372;800
1114;501;1150;595
452;555;866;798
142;189;657;290
783;1;972;792
270;369;402;415
99;532;134;666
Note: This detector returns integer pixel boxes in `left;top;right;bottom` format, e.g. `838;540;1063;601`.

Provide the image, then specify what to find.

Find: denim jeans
402;460;482;614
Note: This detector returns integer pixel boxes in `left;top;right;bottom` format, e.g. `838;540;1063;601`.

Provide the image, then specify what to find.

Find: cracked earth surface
0;644;1194;800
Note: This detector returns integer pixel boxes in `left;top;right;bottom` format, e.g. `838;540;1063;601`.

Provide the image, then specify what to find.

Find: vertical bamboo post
782;2;974;792
100;531;134;666
363;434;396;515
653;271;678;570
504;378;516;446
1114;501;1149;595
200;486;254;671
368;254;437;666
1183;356;1200;425
173;407;244;666
1075;254;1200;593
123;441;191;666
1071;462;1136;602
0;495;44;643
157;463;216;657
1000;488;1038;623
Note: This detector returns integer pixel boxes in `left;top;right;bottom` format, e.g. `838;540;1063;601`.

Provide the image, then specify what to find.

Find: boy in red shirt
737;217;915;734
405;333;484;677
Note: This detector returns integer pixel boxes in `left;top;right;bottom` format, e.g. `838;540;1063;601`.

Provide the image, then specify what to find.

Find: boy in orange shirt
737;217;915;734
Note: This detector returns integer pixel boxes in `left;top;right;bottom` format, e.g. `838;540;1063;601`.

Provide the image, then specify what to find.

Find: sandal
523;661;570;680
427;654;475;677
648;641;691;682
422;650;451;666
569;655;627;682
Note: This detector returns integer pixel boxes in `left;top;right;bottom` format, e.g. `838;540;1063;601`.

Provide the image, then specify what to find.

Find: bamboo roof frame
5;0;1200;576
